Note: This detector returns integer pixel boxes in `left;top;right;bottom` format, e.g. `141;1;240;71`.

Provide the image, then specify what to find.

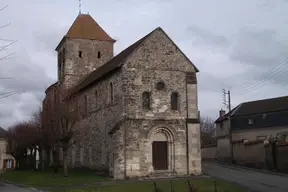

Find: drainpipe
185;76;189;175
123;83;127;179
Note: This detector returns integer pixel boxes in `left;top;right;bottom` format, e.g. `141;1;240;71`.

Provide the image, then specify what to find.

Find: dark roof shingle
0;127;7;138
215;95;288;123
232;96;288;116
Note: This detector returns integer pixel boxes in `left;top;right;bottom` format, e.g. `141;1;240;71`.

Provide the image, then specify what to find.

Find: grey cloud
230;28;288;67
186;26;230;48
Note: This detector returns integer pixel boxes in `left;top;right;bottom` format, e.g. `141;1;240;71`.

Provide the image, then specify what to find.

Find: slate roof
214;105;240;123
215;95;288;123
232;96;288;116
0;127;7;138
70;27;199;95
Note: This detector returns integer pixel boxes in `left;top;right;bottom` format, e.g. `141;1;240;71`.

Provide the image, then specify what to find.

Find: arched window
98;51;101;59
84;95;88;115
109;82;114;103
95;90;98;108
171;92;179;110
142;91;151;110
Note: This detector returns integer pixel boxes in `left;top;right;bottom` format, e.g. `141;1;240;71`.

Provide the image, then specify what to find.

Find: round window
156;82;165;90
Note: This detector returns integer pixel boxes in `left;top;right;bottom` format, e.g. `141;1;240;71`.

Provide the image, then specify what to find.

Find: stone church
42;13;201;179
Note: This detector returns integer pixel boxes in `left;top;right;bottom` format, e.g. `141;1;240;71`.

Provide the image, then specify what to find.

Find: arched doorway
152;132;168;170
148;127;175;172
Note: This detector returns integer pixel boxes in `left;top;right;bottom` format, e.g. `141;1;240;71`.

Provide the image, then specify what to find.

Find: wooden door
152;141;168;170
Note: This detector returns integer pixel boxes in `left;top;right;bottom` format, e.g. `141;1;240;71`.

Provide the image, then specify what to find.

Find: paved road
0;181;36;192
203;162;288;192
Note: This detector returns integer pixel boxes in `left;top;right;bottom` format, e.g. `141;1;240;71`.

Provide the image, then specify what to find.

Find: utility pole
222;89;231;112
222;89;233;164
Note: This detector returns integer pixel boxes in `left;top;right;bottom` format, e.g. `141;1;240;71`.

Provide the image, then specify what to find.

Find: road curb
218;163;288;177
0;179;48;192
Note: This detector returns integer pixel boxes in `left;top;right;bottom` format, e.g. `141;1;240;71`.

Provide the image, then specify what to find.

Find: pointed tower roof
56;14;115;50
66;14;115;41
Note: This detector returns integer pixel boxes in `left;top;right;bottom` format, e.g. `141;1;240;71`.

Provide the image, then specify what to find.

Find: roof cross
79;0;82;14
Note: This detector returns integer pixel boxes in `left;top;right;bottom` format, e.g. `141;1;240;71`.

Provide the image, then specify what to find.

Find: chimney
219;109;226;118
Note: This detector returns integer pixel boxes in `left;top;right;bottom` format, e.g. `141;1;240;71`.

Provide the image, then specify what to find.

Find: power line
233;57;288;94
235;60;288;96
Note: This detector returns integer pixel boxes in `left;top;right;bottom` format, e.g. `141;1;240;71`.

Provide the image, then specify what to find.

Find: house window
142;91;151;110
171;92;179;110
248;119;253;125
110;82;114;103
79;51;82;58
98;51;101;58
220;122;223;130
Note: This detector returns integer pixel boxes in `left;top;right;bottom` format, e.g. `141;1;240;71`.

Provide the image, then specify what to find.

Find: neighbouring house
215;96;288;169
42;13;201;179
0;127;16;172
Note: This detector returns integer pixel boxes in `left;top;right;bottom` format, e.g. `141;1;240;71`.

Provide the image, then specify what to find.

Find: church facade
42;13;201;179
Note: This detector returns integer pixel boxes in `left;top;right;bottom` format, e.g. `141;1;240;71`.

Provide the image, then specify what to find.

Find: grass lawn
51;178;246;192
0;169;110;187
0;170;247;192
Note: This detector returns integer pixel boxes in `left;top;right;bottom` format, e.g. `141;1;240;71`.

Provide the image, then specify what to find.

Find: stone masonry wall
68;70;124;172
122;28;197;120
61;38;114;88
117;28;200;177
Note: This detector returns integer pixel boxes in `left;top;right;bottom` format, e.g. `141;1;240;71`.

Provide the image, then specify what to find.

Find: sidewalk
206;160;288;177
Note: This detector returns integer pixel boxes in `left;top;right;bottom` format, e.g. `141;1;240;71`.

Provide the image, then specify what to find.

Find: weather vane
79;0;82;14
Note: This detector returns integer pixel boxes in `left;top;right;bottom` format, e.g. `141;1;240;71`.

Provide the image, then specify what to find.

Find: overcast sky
0;0;288;128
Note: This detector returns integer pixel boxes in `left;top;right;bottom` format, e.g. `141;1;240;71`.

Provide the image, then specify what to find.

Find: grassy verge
51;178;246;192
0;169;110;187
0;170;247;192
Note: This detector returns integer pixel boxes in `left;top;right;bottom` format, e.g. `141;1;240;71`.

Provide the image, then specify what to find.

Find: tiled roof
70;27;156;94
65;14;115;42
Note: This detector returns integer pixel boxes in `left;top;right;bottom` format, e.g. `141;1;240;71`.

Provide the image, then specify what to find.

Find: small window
62;48;66;62
262;113;267;119
98;51;101;58
156;81;165;90
171;92;179;110
142;92;151;110
79;51;82;58
95;90;98;107
248;119;253;125
84;95;88;115
110;82;114;103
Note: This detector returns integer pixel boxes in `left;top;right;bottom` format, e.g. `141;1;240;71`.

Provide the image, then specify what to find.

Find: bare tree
43;87;78;177
200;116;215;135
7;121;40;169
0;5;23;99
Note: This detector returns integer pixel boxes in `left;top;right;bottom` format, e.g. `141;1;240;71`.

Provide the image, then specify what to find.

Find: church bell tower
55;14;116;88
